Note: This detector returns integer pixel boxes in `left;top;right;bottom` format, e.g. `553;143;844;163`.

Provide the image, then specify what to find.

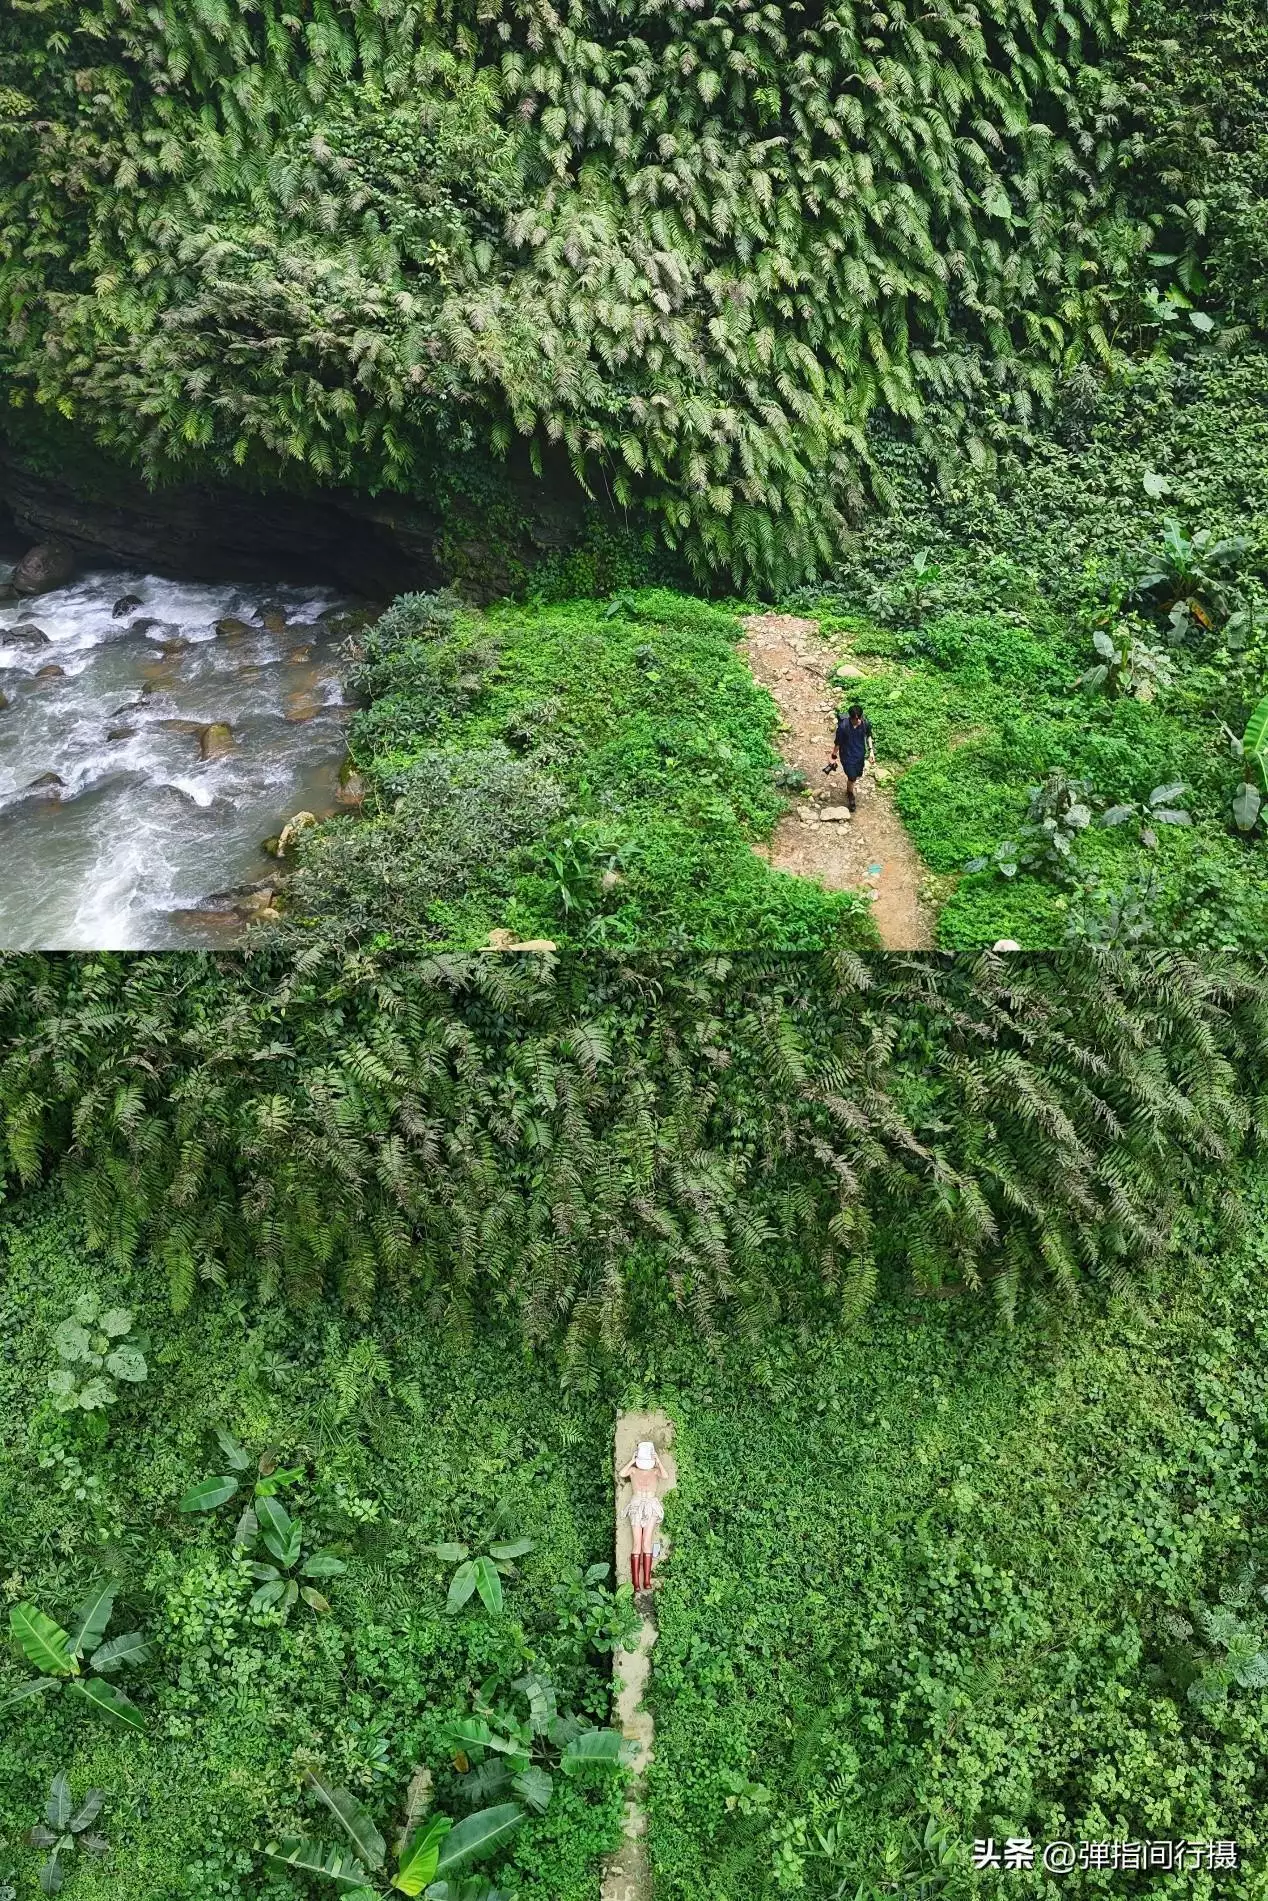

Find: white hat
634;1441;656;1469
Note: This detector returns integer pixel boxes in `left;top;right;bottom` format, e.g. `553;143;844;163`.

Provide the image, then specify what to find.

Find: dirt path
741;614;935;950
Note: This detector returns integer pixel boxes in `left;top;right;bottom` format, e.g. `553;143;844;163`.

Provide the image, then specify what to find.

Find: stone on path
602;1409;676;1901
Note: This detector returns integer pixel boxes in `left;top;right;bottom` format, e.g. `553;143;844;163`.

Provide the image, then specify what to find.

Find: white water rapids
0;564;355;948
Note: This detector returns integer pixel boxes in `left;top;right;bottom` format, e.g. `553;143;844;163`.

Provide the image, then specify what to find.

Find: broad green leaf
99;1308;132;1338
561;1729;626;1774
47;1369;77;1402
251;1581;286;1610
232;1505;258;1548
77;1377;116;1411
282;1579;299;1611
249;1563;281;1583
256;1496;301;1567
393;1815;452;1895
426;1543;469;1563
38;1851;64;1896
45;1772;72;1831
67;1790;105;1834
69;1676;146;1730
487;1539;533;1562
179;1476;239;1512
214;1427;251;1471
0;1676;58;1710
473;1557;503;1615
300;1586;332;1614
67;1581;116;1660
53;1320;91;1362
306;1772;387;1872
10;1604;78;1678
433;1805;525;1875
514;1674;556;1735
72;1292;100;1324
511;1767;553;1814
90;1631;152;1673
105;1345;147;1383
302;1550;347;1578
446;1562;478;1613
448;1717;493;1753
264;1839;372;1890
1233;781;1262;831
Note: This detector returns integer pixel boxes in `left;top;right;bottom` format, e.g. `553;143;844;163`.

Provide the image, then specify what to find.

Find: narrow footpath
740;614;936;950
601;1410;676;1901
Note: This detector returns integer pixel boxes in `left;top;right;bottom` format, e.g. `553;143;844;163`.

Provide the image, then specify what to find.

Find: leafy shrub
46;1294;147;1417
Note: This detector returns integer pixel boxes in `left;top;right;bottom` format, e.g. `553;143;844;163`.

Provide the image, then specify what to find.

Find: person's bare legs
632;1523;649;1590
846;774;860;812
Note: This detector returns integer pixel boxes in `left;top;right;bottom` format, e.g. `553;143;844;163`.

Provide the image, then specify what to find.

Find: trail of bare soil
740;613;936;950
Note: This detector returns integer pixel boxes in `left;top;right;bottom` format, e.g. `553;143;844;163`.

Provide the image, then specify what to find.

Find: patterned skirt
623;1493;665;1531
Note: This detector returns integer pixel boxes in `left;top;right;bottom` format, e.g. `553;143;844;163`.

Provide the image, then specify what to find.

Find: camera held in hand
823;759;839;775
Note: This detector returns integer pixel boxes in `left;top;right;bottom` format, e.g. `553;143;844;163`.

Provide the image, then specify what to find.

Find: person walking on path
618;1440;668;1594
829;702;876;812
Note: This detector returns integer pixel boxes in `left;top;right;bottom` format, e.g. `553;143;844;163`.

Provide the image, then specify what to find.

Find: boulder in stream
106;726;136;742
113;593;144;618
257;602;289;632
13;541;76;596
35;664;65;679
214;617;252;641
0;689;10;712
25;772;65;797
4;623;50;648
199;721;235;760
269;810;317;856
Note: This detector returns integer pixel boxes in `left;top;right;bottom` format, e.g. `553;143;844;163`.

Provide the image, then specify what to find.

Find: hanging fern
0;0;1223;590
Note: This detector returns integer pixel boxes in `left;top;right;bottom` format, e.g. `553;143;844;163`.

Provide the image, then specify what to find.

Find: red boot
641;1551;653;1591
630;1553;640;1590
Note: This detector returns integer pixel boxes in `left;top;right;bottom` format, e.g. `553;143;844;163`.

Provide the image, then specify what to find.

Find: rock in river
4;623;50;648
199;721;235;760
13;541;77;596
35;664;66;680
113;593;144;618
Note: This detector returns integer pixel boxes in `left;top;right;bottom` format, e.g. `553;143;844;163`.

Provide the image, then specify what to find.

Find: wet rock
283;684;324;722
334;765;366;806
287;645;314;664
199;721;235;760
4;623;50;647
35;664;66;679
158;635;191;656
113;593;144;618
106;727;135;742
214;617;252;641
0;689;9;711
157;718;205;739
274;810;317;855
257;601;289;632
26;772;65;796
14;540;76;596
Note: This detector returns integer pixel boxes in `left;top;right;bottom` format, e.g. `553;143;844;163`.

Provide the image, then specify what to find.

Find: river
0;559;357;949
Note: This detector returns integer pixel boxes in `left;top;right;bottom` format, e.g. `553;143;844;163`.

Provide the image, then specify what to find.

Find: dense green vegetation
652;1173;1268;1899
790;349;1268;948
2;0;1264;588
277;587;873;951
3;952;1266;1352
0;1194;632;1901
7;1137;1268;1898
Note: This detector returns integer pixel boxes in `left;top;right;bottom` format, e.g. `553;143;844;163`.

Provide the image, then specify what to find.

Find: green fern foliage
0;0;1171;586
0;953;1263;1360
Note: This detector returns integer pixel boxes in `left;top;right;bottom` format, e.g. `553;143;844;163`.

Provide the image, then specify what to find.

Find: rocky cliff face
0;436;588;600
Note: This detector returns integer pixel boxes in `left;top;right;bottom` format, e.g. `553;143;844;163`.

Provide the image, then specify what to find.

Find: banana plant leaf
90;1632;151;1674
67;1677;147;1730
306;1772;387;1872
433;1805;525;1875
392;1815;453;1895
67;1582;117;1661
10;1605;78;1678
179;1476;239;1512
264;1839;372;1890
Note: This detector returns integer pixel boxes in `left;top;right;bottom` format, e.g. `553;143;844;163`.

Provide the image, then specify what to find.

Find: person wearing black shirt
830;703;875;812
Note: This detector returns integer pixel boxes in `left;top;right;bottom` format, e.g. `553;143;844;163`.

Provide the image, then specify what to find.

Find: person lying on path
618;1439;668;1594
829;702;876;812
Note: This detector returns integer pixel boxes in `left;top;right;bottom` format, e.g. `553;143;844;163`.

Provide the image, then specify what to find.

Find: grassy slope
0;1199;626;1901
647;1177;1268;1898
284;588;877;951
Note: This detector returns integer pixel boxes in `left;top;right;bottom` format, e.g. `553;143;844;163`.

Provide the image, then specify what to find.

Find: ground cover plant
0;1195;633;1901
785;348;1268;949
276;588;874;951
646;1169;1268;1900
